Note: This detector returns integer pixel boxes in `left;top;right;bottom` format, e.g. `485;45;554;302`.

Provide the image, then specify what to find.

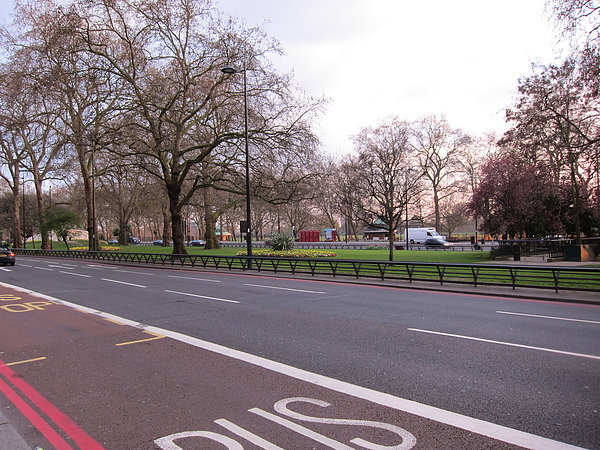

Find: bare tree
352;117;419;261
74;0;324;254
410;115;471;233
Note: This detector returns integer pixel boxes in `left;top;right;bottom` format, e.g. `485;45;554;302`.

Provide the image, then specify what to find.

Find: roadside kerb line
101;278;147;288
165;290;240;304
408;328;600;360
496;310;600;325
0;281;586;450
245;284;326;294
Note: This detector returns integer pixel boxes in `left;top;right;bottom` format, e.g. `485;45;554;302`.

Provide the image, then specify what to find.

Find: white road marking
35;267;53;271
168;275;221;283
1;281;586;450
49;264;77;269
245;284;326;294
19;264;33;268
0;267;12;272
101;278;147;288
215;419;284;450
408;328;600;360
59;271;91;278
497;310;600;325
113;269;154;276
165;290;240;304
249;408;354;450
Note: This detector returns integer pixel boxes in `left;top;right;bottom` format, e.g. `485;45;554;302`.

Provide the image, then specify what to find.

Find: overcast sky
0;0;563;157
216;0;563;157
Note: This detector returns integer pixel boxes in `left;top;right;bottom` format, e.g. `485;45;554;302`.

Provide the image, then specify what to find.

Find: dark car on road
424;238;452;248
190;240;205;246
0;246;16;266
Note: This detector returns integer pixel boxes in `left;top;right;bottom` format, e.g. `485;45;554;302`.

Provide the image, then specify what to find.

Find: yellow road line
115;331;165;346
3;357;47;366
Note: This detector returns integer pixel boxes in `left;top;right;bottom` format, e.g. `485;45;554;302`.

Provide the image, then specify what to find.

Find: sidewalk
0;409;31;450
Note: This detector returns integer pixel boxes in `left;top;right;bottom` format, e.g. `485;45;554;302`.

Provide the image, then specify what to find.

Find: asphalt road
1;256;598;449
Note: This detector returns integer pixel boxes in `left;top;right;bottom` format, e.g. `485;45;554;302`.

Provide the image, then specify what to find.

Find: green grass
36;240;492;264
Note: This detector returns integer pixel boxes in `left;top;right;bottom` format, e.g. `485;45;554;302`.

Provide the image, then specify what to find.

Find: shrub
270;233;295;251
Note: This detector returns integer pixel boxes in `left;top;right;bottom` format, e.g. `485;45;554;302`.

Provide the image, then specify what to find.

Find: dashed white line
0;267;12;272
168;275;221;283
165;290;240;304
101;278;147;288
245;284;326;294
408;328;600;360
35;267;53;271
60;271;91;278
113;269;154;276
496;311;600;325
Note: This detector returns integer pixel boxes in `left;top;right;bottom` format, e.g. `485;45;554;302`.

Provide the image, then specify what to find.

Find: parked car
153;239;163;246
424;238;452;248
190;240;205;246
128;237;140;244
108;239;119;244
0;246;16;266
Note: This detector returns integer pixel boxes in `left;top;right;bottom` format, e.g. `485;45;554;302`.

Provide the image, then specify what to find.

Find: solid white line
215;419;284;450
0;281;586;450
168;275;221;283
245;284;326;294
59;271;91;278
497;310;600;325
101;278;147;288
249;408;353;450
165;290;240;304
408;328;600;361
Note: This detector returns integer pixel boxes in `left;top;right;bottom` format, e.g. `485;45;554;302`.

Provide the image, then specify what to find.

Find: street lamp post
221;65;252;266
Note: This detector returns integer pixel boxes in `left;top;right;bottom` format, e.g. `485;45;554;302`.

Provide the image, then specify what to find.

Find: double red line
0;358;104;450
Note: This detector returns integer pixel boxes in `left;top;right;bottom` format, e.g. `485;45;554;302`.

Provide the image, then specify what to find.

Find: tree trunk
388;229;395;261
203;187;220;249
33;177;50;250
11;174;22;248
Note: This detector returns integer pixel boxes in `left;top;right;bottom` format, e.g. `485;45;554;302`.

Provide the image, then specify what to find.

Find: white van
404;227;445;244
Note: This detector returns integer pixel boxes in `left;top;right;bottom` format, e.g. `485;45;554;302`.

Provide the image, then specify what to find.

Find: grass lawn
38;240;492;264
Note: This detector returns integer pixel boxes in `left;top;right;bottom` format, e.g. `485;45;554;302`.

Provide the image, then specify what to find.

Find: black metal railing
14;249;600;294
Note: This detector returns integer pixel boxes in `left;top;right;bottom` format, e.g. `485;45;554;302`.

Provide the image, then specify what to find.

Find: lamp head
221;66;237;74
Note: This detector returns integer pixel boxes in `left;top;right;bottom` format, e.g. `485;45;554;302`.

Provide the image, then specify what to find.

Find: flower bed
70;246;122;251
236;249;336;258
